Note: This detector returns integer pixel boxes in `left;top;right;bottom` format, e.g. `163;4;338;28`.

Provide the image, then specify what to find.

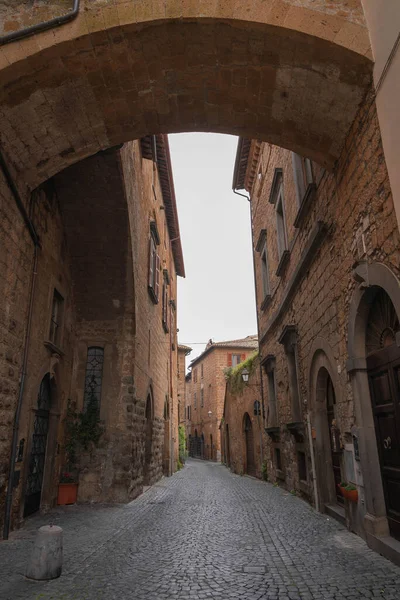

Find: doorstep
325;503;346;527
366;532;400;568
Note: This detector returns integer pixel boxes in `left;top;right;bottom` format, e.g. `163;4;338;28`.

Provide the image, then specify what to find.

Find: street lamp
208;410;212;418
241;367;249;383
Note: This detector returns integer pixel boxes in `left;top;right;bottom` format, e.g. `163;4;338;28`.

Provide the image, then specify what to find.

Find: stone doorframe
346;261;400;541
308;338;342;512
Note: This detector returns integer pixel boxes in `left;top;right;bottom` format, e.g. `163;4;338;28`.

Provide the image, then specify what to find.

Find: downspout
233;188;265;472
0;149;39;540
0;0;80;46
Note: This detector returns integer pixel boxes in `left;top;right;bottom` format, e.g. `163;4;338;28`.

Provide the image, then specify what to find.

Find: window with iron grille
83;347;104;413
292;153;313;206
201;388;204;408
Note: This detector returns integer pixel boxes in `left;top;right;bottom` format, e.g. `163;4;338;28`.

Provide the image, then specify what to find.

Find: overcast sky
169;133;257;366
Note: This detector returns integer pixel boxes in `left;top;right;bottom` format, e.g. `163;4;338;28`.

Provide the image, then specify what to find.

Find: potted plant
57;394;103;506
338;481;348;498
345;483;358;503
57;470;78;505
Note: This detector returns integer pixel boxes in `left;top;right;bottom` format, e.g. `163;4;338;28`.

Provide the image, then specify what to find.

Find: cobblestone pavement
1;460;400;600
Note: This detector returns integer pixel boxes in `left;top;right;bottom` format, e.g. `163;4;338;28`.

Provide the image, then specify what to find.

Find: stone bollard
26;525;63;580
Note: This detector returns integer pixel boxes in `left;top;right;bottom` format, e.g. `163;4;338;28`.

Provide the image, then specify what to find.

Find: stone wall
247;89;400;538
222;357;266;479
0;138;181;536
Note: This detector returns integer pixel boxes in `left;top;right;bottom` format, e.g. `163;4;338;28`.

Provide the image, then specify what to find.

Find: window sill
260;294;272;312
148;286;159;304
44;340;64;356
265;426;280;442
276;250;290;277
293;182;316;229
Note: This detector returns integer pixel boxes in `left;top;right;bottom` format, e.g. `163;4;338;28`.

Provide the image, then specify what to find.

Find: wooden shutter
155;254;160;301
241;353;246;362
227;353;232;367
148;238;154;288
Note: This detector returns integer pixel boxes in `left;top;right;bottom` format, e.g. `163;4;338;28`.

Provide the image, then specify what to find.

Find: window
276;188;288;260
263;356;277;427
201;363;203;378
298;451;307;482
292;153;313;206
231;354;242;367
194;392;197;409
83;347;104;413
193;368;198;383
49;289;64;347
261;243;270;299
201;388;204;408
278;326;301;422
228;353;245;367
162;270;169;332
187;405;191;420
148;223;160;303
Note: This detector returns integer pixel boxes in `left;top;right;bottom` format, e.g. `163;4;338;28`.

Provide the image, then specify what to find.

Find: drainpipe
0;1;80;46
233;189;265;472
0;149;40;540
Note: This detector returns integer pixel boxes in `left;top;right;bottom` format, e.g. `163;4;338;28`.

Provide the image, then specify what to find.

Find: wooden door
244;414;256;476
368;344;400;541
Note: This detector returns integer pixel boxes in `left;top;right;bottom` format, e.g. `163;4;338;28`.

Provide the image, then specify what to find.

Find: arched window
83;347;104;412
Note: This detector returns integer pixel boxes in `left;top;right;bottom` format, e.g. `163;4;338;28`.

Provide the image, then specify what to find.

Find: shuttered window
148;230;160;303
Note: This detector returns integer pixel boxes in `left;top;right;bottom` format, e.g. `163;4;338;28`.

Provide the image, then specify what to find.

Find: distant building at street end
187;335;258;461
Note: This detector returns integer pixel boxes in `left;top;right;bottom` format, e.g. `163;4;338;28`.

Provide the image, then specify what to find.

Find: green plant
224;351;259;395
62;396;104;482
177;459;183;470
345;483;356;491
261;460;268;481
273;482;279;487
290;489;296;496
178;424;186;465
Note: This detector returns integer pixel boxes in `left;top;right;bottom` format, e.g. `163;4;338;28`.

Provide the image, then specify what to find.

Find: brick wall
248;90;400;535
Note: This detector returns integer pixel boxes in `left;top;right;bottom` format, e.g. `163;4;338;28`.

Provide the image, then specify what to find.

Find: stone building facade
221;355;266;480
187;337;258;461
0;134;184;537
233;95;400;563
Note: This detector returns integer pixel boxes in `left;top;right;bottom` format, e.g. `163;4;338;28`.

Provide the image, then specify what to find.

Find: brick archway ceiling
0;14;372;190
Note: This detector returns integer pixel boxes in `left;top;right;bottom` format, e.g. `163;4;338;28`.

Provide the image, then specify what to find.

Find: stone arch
308;341;342;513
0;4;372;190
347;261;400;540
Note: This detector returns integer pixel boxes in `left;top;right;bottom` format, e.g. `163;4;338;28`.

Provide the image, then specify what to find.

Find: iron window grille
83;347;104;413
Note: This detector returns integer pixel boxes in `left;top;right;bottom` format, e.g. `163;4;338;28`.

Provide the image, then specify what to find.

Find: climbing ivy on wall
224;351;259;395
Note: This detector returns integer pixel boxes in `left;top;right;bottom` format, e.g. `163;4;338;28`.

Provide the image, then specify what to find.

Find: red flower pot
57;483;78;505
337;484;347;498
346;489;358;503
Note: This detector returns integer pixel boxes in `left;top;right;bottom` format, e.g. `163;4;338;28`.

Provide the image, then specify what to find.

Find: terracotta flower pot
338;484;347;498
346;488;358;503
57;483;78;505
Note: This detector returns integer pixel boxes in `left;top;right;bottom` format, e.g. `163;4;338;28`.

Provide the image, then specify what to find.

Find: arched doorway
24;374;52;517
326;374;343;506
366;288;400;540
143;393;153;486
243;413;256;476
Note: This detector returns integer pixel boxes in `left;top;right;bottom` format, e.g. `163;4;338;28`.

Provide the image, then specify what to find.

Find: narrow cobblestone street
1;460;400;600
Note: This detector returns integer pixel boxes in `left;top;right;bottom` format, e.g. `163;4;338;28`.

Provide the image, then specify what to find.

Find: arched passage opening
347;262;400;543
243;412;256;476
0;5;372;192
